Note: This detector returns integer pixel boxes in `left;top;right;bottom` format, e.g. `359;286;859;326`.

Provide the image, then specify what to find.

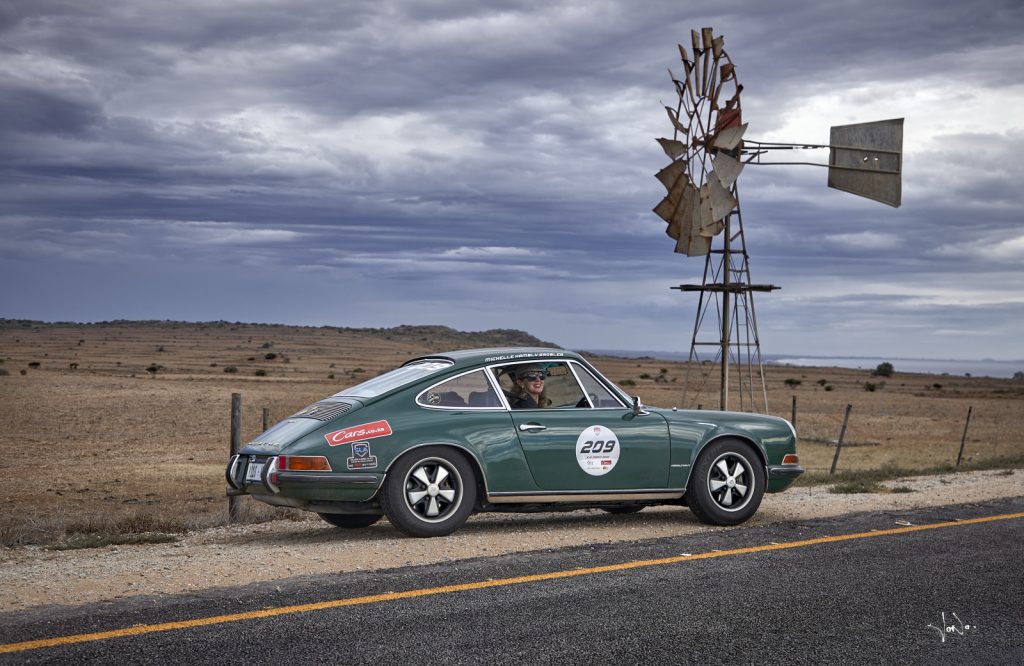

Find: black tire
380;446;477;537
602;506;645;515
317;513;382;529
687;438;765;526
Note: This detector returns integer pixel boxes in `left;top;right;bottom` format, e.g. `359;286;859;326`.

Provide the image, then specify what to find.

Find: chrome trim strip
487;490;685;504
277;472;383;485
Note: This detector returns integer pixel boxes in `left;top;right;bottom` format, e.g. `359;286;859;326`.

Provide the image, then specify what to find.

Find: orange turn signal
278;455;332;472
782;454;799;465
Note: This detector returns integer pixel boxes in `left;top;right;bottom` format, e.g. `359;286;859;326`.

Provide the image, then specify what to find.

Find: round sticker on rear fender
576;425;620;476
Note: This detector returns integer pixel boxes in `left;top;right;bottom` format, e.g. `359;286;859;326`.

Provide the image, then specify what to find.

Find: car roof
404;347;583;369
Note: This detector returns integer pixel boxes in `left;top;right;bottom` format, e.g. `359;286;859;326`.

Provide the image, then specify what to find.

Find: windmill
653;27;903;413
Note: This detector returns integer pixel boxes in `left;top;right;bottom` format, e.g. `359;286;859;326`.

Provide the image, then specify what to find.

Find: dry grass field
1;320;1022;546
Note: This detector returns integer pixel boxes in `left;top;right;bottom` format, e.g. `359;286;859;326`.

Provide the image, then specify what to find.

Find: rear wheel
380;446;477;537
317;513;382;529
687;438;764;526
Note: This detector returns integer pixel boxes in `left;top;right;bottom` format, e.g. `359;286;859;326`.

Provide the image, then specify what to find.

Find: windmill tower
653;28;903;413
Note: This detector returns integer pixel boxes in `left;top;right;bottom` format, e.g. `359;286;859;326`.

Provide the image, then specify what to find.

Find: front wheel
687;438;765;526
380;447;477;537
317;513;382;529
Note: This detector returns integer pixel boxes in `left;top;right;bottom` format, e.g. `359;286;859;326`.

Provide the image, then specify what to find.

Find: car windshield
333;360;453;398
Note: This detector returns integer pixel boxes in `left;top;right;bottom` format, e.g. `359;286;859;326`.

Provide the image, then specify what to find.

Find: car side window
496;361;587;409
417;370;502;409
572;363;624;408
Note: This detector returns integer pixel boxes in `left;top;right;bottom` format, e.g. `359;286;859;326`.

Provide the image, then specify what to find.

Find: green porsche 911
226;348;803;537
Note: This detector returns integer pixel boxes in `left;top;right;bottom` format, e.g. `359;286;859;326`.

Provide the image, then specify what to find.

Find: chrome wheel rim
706;452;754;512
403;457;463;523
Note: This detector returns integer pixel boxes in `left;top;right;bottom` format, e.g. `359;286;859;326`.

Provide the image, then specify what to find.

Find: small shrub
327;373;335;379
872;362;894;377
890;486;915;494
932;383;942;390
261;342;273;349
639;373;651;379
264;352;278;360
824;385;834;391
864;382;877;392
254;369;267;377
224;366;239;373
210;362;218;367
817;379;828;386
146;363;163;376
156;345;166;352
247;356;255;361
352;368;365;374
69;362;78;370
28;361;41;368
19;369;26;375
620;379;636;387
784;378;801;387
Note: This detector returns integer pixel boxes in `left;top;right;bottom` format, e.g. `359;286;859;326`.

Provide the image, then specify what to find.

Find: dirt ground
0;469;1020;611
1;320;1022;546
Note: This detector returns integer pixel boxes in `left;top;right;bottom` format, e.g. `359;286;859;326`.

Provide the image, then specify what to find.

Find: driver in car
508;364;551;409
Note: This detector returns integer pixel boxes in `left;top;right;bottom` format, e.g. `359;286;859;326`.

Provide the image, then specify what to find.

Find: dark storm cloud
1;0;1022;358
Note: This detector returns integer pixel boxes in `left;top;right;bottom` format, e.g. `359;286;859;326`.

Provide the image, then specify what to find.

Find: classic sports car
226;348;803;537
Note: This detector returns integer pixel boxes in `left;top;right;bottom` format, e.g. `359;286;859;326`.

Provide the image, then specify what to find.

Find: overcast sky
2;0;1022;360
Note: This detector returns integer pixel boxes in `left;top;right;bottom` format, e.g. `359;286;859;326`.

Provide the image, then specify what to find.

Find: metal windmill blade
653;28;777;414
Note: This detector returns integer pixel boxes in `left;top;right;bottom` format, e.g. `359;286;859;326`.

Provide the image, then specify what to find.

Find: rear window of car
333;360;453;398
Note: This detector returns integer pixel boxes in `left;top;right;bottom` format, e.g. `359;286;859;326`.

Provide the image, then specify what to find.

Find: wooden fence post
830;404;853;475
791;395;797;427
228;392;242;522
262;407;270;432
956;406;973;468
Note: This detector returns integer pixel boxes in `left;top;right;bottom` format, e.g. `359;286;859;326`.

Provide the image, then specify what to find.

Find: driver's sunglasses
521;372;546;382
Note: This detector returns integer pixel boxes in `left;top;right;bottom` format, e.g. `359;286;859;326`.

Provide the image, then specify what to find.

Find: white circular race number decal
575;425;620;476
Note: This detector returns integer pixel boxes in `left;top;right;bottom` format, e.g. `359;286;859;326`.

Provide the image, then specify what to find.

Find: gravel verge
1;469;1021;612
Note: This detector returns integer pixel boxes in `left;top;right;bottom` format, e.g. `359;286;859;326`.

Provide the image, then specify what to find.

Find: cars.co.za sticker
324;420;393;447
576;425;619;476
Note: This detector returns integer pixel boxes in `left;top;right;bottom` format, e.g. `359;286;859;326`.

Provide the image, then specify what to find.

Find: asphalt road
2;497;1022;665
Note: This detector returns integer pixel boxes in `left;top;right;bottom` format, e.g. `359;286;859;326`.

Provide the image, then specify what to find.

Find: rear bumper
226;454;382;502
767;464;804;492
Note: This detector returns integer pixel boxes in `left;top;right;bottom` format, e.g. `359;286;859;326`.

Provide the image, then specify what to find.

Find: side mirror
632;396;649;417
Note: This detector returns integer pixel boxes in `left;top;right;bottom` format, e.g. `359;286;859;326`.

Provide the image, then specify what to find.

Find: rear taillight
782;454;799;465
277;455;332;472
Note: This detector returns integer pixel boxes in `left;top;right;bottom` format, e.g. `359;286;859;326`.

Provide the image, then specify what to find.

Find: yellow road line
3;510;1022;654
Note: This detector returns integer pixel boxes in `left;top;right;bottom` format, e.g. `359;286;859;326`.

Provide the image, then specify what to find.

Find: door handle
519;423;547;432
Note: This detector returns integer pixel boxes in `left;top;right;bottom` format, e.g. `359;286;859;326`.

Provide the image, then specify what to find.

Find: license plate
246;462;265;483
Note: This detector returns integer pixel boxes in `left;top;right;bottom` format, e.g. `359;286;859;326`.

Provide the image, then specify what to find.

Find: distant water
769;356;1021;379
584;349;1022;379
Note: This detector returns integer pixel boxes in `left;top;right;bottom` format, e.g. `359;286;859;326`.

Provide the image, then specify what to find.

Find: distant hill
0;319;560;349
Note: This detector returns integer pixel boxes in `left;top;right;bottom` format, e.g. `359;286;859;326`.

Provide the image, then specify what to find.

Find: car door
509;409;671;490
501;361;671;491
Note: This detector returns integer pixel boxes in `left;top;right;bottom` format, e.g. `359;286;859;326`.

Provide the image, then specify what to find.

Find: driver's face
519;374;544;396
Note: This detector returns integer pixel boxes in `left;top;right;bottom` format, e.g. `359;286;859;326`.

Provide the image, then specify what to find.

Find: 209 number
580;440;616;454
